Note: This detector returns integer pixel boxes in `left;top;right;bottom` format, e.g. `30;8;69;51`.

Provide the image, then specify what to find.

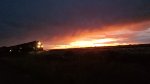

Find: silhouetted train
0;41;43;56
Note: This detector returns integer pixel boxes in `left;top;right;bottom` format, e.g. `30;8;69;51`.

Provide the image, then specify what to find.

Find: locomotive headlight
9;50;12;52
41;45;44;48
37;41;43;48
38;41;41;45
37;45;41;48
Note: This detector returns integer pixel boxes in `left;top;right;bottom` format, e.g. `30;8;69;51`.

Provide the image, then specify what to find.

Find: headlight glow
37;41;43;48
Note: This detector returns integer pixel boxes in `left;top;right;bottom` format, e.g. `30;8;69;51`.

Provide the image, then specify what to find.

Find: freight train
0;41;44;56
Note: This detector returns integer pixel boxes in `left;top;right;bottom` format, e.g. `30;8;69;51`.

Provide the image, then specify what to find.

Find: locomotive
0;41;44;56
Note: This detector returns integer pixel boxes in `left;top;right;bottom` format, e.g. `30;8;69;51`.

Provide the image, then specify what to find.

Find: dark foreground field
0;44;150;84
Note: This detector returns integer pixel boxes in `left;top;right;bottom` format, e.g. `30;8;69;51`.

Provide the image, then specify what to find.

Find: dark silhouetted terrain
0;44;150;84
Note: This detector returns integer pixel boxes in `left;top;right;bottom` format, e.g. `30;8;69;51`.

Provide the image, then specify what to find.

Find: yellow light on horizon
70;41;94;47
92;38;117;43
51;38;119;49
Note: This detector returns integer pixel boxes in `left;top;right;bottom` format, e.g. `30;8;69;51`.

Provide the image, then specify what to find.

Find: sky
0;0;150;49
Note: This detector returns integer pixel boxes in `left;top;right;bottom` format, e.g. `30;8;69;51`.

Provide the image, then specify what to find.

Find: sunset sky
0;0;150;49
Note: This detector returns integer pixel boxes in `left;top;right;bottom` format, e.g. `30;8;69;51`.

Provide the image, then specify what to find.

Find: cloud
0;0;150;48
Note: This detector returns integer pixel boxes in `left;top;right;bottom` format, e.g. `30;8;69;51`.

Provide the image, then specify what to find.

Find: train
0;41;44;56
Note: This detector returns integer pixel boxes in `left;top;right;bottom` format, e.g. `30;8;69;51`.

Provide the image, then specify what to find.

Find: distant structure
0;41;44;56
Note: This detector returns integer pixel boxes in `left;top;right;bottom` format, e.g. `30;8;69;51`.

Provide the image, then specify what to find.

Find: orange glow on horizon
51;38;121;49
45;20;150;49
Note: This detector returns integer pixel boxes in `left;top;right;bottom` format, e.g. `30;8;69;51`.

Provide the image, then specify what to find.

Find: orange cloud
43;20;150;49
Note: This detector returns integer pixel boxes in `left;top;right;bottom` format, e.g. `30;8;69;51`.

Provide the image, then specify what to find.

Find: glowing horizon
44;21;150;49
49;38;132;49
